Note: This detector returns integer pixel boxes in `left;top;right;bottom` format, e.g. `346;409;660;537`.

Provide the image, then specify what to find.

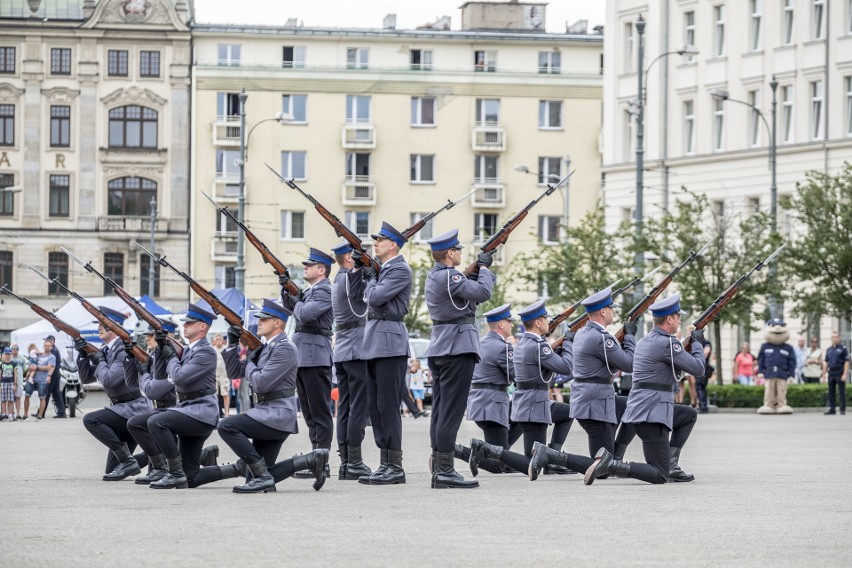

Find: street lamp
514;163;569;232
148;196;157;297
711;76;779;318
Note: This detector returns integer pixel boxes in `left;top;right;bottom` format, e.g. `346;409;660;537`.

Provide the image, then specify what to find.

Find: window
537;157;561;185
713;97;725;151
410;49;432;71
474;213;498;240
108;105;157;148
411;97;435;126
846;76;852;136
848;0;852;34
345;211;370;237
538;100;562;129
140;255;160;296
0;173;14;216
103;253;124;294
107;176;156;216
281;94;307;122
216;211;238;234
48;251;68;296
624;21;635;72
714;5;725;57
216;149;240;178
346;47;369;69
539;215;561;244
784;0;795;45
782;85;794;143
0;47;15;74
140;51;160;77
474;155;499;182
474;50;496;72
50;106;70;147
49;174;70;217
409;213;434;241
747;197;761;213
281;151;307;180
711;199;725;223
410;154;434;183
0;104;13;146
50;48;71;75
216;92;240;119
280;210;305;240
107;50;128;76
345;152;370;179
475;98;500;125
750;0;762;51
683;100;695;155
748;90;761;146
811;80;824;140
623;109;634;161
345;95;371;123
217;44;241;66
538;51;561;74
813;0;825;39
215;265;236;288
282;46;306;68
0;251;12;290
684;12;696;62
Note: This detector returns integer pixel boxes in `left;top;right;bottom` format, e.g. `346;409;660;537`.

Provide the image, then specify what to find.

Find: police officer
584;295;705;485
822;330;848;415
423;229;494;489
147;303;219;489
75;307;150;481
278;247;335;472
330;239;373;480
349;221;413;485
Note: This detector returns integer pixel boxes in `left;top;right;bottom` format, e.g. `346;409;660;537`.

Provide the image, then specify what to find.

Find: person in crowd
1;347;20;420
733;342;756;385
407;359;427;417
803;337;823;384
9;344;26;420
43;335;66;418
794;337;808;384
25;340;55;420
211;334;231;418
822;331;849;416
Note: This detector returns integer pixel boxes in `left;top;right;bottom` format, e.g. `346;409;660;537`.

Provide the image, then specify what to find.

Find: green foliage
403;245;433;335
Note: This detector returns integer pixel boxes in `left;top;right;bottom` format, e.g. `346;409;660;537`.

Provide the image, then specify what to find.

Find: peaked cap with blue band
93;306;128;326
180;302;215;325
484;303;513;323
649;294;686;318
427;229;465;252
255;298;290;321
370;221;407;248
331;238;353;256
582;287;614;313
303;247;334;267
518;299;549;322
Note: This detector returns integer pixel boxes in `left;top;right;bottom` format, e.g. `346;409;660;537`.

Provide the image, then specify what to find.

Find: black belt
471;383;508;393
336;320;366;331
109;390;142;405
432;317;475;326
177;387;216;402
255;389;296;403
631;382;673;393
295;324;333;337
153;398;176;409
367;310;403;322
573;377;612;385
514;381;549;391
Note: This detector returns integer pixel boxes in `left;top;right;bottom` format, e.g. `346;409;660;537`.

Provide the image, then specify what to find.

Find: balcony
470;182;505;208
471;124;506;152
211;233;238;262
97;216;169;238
213;117;241;147
342;177;376;206
212;175;240;203
342;123;376;149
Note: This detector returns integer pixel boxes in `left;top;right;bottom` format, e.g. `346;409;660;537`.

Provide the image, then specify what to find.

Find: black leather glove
361;265;377;281
226;325;242;347
136;358;149;375
87;349;104;366
351;249;365;268
477;251;494;268
123;340;136;357
154;329;167;347
690;329;705;344
160;342;177;362
563;330;576;344
247;345;264;364
623;321;638;336
73;337;88;357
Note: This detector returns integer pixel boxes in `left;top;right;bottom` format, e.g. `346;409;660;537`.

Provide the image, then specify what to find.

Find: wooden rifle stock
462;209;530;277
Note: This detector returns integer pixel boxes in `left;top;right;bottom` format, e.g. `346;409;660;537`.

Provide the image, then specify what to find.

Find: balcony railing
342;177;376;206
211;233;238;262
470;182;505;208
342;124;376;149
212;175;241;203
97;216;169;233
471;124;506;152
213;116;241;146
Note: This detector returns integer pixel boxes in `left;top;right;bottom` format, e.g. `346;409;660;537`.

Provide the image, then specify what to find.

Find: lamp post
711;76;779;318
148;196;157;296
514;163;568;231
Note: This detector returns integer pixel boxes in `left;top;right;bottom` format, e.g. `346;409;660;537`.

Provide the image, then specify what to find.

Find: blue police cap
649;294;686;318
766;318;786;327
484;303;513;323
180;302;215;325
331;238;353;256
143;317;178;335
426;229;464;252
93;306;128;326
518;299;549;322
254;298;290;321
370;221;407;249
303;247;334;267
582;287;614;313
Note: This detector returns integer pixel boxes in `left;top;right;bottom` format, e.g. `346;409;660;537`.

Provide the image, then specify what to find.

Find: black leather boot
468;439;503;477
219;459;245;480
233;460;276;493
429;450;437;474
134;454;167;485
454;444;471;462
150;456;188;489
584;448;629;486
433;452;479;489
543;443;574;475
668;446;695;482
613;442;629;461
343;445;371;480
360;449;387;485
200;445;219;467
370;449;405;485
337;444;349;479
292;448;330;491
103;443;142;481
294;443;319;479
528;441;569;481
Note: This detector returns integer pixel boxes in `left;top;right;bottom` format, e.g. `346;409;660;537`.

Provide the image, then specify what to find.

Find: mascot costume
756;318;797;414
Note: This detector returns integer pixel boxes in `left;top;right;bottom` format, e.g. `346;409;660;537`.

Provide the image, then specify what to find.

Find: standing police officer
423;229;494;489
822;330;848;415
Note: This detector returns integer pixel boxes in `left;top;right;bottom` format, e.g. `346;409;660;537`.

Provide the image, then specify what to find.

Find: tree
403;245;433;336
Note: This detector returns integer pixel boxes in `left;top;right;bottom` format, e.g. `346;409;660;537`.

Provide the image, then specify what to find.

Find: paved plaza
1;395;849;567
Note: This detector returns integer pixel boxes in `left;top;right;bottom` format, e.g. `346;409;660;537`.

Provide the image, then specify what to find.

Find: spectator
794;337;808;384
10;344;26;419
211;334;230;417
24;340;55;420
43;335;66;418
407;359;427;416
822;331;849;416
803;337;823;384
733;343;756;385
695;339;713;413
24;343;38;384
1;347;19;420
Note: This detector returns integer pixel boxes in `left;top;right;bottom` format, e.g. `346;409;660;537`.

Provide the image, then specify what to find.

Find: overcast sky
194;0;606;33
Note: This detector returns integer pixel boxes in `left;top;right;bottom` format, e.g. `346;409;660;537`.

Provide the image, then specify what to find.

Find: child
408;359;426;416
25;343;38;384
0;347;19;420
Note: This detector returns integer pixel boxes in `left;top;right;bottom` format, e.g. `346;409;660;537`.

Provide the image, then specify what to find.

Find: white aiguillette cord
446;269;469;311
344;271;367;318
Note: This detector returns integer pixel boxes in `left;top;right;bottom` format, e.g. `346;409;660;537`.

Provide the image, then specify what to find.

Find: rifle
462;171;573;277
401;188;478;239
265;163;382;272
683;243;786;351
136;244;262;350
25;265;149;363
201;191;301;296
614;237;716;343
0;285;99;355
567;267;663;333
60;246;184;359
546;278;622;337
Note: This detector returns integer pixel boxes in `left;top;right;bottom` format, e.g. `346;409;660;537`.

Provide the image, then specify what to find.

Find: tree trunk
714;322;724;385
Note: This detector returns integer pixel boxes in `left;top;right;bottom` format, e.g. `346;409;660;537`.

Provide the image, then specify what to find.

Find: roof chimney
383;14;397;29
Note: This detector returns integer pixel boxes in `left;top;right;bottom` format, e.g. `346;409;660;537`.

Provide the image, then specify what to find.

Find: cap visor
370;233;380;240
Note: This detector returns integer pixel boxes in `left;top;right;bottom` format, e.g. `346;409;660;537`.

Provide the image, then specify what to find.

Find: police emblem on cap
605;339;615;349
452;274;462;283
542;346;552;355
673;342;682;352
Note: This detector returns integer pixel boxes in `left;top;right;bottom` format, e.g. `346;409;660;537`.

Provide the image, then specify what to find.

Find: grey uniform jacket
424;263;494;359
332;268;367;363
622;327;705;429
123;351;176;404
467;331;514;428
569;322;636;423
349;255;412;359
78;340;149;420
510;332;573;424
282;279;333;368
163;338;218;426
222;333;299;433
